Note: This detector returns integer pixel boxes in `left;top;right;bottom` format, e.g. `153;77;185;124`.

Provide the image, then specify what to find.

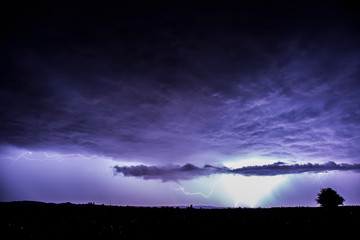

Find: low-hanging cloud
114;161;360;182
114;164;219;182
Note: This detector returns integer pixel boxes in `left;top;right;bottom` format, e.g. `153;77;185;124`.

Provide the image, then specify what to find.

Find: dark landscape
1;201;359;239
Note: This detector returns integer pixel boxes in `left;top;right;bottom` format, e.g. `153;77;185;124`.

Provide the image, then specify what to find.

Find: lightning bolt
6;151;33;161
234;199;253;208
170;181;217;199
312;172;330;188
6;151;97;163
43;152;97;159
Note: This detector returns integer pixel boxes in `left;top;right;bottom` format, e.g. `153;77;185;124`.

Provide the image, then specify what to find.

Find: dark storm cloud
1;1;360;164
230;161;360;176
114;161;360;181
114;163;219;182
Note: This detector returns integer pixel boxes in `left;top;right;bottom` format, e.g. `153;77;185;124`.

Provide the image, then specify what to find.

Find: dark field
1;201;359;239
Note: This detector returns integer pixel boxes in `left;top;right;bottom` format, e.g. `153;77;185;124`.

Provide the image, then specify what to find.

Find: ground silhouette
1;201;359;239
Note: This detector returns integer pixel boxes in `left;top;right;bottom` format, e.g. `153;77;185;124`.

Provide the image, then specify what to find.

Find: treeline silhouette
1;201;359;239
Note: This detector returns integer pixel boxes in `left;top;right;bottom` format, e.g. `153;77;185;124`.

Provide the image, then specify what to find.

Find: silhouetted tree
316;188;344;208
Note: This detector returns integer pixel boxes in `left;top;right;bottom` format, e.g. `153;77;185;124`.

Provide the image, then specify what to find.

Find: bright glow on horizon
217;174;287;207
170;173;288;208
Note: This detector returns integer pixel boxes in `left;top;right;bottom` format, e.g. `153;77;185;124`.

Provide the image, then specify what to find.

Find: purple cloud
114;162;360;182
0;1;360;167
114;164;218;182
1;1;360;207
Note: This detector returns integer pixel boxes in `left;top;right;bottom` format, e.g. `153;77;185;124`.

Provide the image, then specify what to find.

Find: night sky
1;1;360;207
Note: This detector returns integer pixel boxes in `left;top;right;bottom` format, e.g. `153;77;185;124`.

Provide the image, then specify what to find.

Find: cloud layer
114;161;360;182
1;1;360;166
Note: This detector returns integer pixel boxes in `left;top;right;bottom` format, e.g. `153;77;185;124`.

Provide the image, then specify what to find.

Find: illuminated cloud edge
114;161;360;182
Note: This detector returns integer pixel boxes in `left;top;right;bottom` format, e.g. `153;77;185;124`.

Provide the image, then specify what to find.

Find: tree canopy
316;188;344;208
